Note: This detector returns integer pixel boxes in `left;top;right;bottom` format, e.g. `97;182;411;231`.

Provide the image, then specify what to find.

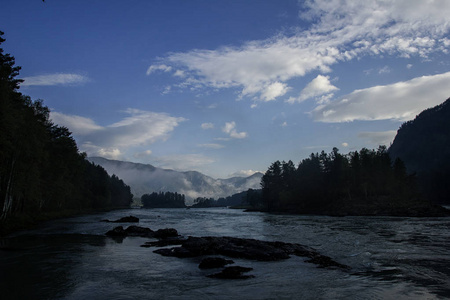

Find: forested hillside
259;146;448;216
0;32;132;233
389;97;450;204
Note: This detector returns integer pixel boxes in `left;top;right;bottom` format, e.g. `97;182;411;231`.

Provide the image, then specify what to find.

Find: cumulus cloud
21;73;89;86
313;71;450;122
287;75;338;104
222;121;248;139
358;131;397;146
147;0;450;102
260;82;290;102
201;122;214;129
50;109;185;157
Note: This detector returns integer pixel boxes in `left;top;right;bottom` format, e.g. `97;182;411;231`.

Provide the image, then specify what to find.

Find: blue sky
2;0;450;178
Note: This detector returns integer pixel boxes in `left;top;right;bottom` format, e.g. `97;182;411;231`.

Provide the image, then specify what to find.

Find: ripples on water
1;208;449;299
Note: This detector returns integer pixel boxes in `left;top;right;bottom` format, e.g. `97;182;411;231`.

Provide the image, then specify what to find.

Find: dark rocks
106;225;153;237
198;257;234;269
154;236;290;261
153;245;194;258
141;237;186;248
154;228;179;239
125;225;154;237
151;235;350;270
105;226;127;236
207;266;254;279
306;254;351;270
102;216;139;223
105;225;178;239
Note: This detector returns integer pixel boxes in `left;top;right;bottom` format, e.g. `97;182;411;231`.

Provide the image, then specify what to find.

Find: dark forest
0;32;133;234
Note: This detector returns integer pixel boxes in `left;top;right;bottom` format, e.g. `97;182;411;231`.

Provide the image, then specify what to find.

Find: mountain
389;97;450;204
87;157;263;203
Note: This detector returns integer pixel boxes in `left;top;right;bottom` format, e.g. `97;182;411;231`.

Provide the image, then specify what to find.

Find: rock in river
152;236;350;270
207;266;254;279
198;257;234;269
102;216;139;223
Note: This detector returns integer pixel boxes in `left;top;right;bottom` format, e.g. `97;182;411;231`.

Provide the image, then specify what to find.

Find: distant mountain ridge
88;157;263;203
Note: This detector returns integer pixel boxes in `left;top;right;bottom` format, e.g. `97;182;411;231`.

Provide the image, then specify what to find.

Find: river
1;208;449;299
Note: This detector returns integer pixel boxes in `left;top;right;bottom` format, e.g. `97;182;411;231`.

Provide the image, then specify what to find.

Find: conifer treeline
0;31;133;222
261;146;422;214
141;192;186;208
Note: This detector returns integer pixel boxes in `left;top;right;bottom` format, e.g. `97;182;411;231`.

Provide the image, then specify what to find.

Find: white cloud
153;154;215;171
358;131;397;146
341;142;349;147
133;150;153;159
51;109;185;157
406;64;413;69
146;64;172;75
222;121;248;139
201;122;214;129
147;0;450;102
378;66;391;74
106;109;186;147
50;112;103;135
98;148;122;160
81;143;123;160
21;73;89;86
260;82;290;102
287;75;338;104
198;143;224;149
174;70;185;77
313;71;450;122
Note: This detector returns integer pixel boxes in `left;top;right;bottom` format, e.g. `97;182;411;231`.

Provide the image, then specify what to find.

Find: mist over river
1;208;449;299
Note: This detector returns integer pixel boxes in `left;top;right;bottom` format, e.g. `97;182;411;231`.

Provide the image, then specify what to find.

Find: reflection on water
1;208;449;299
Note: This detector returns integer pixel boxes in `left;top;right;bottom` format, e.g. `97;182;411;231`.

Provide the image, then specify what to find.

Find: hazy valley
88;157;263;203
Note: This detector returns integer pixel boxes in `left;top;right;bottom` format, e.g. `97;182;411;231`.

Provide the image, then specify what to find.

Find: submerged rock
141;237;186;248
199;257;234;269
207;266;254;279
106;225;179;240
125;225;154;237
105;226;127;236
106;225;153;237
154;228;179;239
102;216;139;223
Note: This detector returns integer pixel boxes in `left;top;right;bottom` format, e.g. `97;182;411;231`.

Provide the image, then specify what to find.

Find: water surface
1;208;449;299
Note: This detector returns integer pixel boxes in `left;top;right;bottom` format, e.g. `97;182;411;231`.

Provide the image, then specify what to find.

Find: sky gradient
2;0;450;178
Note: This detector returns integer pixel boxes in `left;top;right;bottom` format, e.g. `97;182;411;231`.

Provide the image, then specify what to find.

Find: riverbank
241;199;450;218
0;207;131;237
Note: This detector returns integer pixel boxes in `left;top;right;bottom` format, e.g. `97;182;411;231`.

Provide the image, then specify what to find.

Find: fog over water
1;208;449;299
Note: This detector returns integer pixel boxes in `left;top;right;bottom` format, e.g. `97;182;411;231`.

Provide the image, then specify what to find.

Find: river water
1;208;449;299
